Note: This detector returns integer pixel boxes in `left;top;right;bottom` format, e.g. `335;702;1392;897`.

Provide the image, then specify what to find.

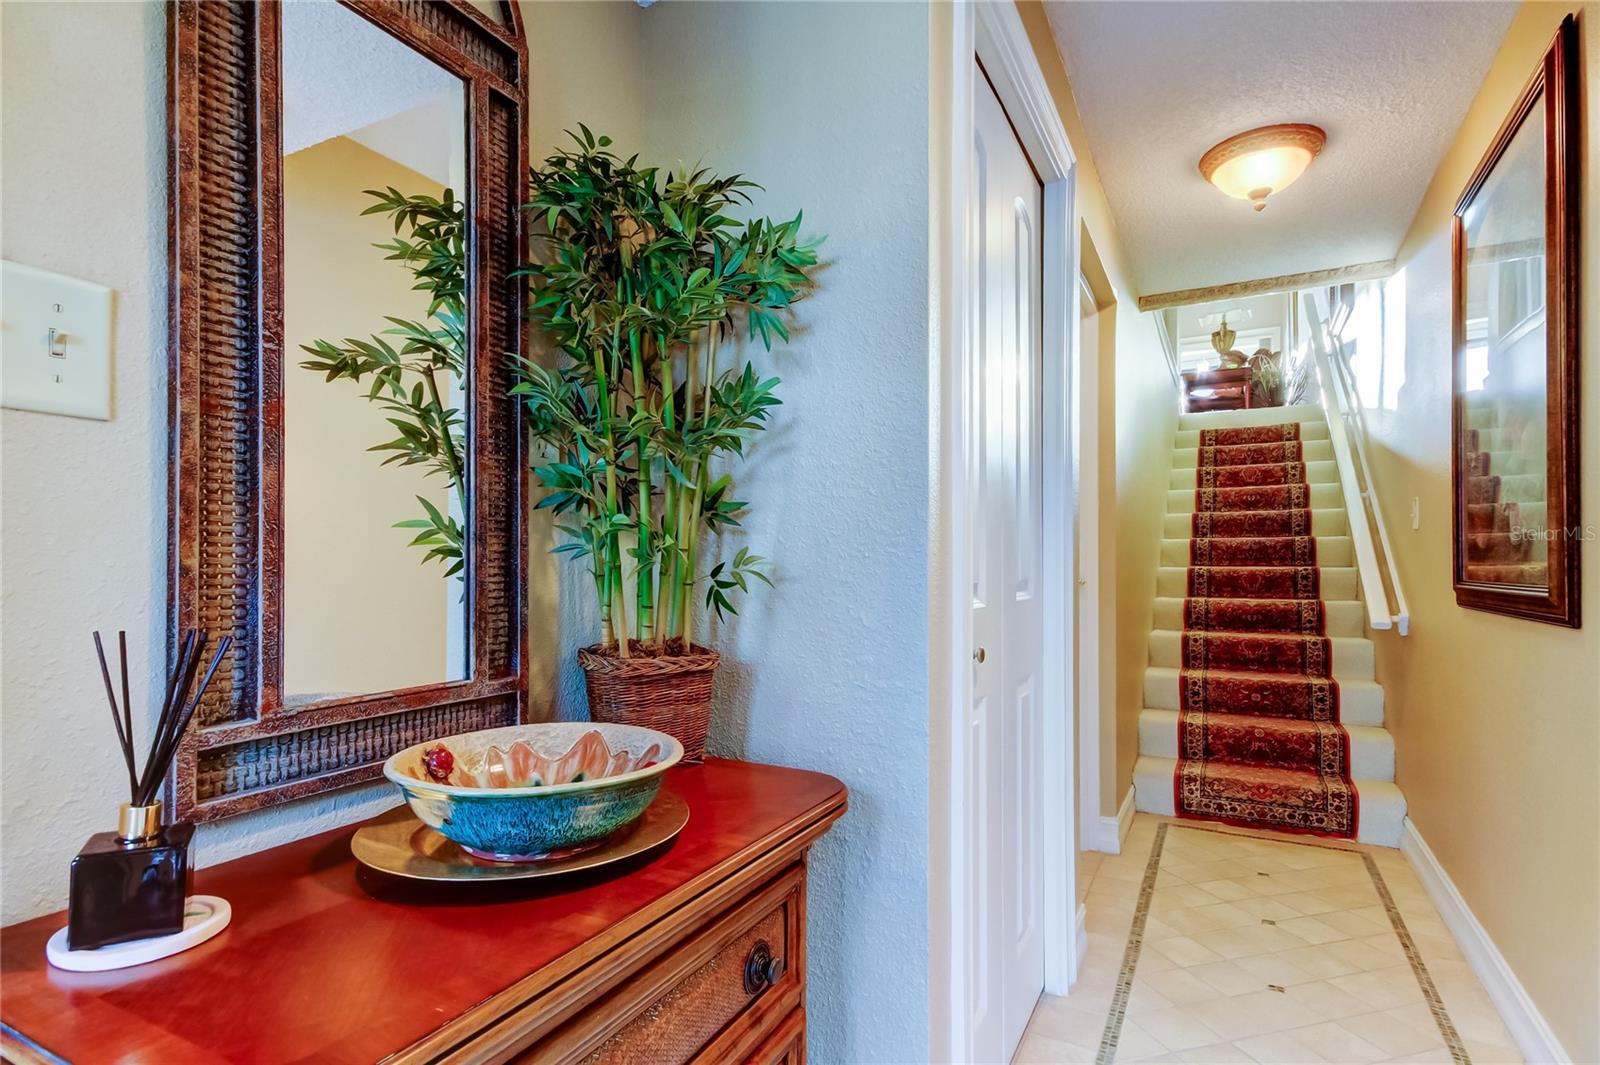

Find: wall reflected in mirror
281;1;470;701
1456;99;1547;589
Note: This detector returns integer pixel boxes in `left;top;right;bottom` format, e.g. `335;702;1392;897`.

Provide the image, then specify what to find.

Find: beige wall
1354;5;1600;1060
1017;1;1178;817
281;137;455;698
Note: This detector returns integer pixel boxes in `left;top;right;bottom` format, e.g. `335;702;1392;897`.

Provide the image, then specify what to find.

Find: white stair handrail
1304;289;1411;635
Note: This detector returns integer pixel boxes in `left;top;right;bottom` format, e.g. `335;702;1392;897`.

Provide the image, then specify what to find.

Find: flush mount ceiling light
1199;123;1327;212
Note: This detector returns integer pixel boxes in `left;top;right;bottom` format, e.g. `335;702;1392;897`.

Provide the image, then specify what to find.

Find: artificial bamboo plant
515;128;821;658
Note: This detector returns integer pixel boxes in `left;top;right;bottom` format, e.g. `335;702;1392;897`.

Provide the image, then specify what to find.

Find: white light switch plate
1;260;113;420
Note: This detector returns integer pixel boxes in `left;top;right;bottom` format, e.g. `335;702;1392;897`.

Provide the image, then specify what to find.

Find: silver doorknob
973;647;987;664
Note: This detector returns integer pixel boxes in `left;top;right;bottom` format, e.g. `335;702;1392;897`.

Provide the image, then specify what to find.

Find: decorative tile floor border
1095;822;1168;1063
1092;821;1471;1064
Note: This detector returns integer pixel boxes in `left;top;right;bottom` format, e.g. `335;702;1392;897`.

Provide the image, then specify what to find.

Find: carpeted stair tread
1155;596;1366;637
1165;535;1343;567
1144;666;1384;726
1178;667;1339;721
1159;565;1357;600
1171;460;1339;489
1182;596;1327;634
1183;508;1340;538
1178;756;1354;838
1173;439;1334;467
1181;631;1333;677
1175;422;1329;448
1133;756;1404;846
1149;629;1373;679
1172;711;1350;779
1186;565;1322;600
1168;483;1341;513
1139;709;1394;780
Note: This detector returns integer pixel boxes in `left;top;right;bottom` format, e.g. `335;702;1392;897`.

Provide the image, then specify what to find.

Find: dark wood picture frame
167;0;528;820
1451;14;1581;628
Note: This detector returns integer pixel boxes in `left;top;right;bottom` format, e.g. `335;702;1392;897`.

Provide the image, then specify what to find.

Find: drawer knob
743;939;784;994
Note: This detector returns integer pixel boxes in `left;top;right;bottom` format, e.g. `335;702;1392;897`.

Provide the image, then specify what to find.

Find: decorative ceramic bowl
382;723;683;862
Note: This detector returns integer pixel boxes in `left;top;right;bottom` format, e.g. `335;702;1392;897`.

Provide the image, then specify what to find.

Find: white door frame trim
930;3;1081;1060
1075;273;1104;856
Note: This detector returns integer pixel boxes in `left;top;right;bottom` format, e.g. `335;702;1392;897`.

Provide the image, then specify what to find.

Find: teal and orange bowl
382;722;683;862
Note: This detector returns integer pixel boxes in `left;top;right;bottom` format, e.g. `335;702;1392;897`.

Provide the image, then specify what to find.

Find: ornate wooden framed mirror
1451;14;1581;628
167;1;527;820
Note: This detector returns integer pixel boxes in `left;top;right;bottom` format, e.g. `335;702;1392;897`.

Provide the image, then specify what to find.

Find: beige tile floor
1020;815;1523;1064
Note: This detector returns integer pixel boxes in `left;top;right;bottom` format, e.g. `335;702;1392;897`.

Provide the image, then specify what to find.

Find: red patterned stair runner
1177;421;1358;838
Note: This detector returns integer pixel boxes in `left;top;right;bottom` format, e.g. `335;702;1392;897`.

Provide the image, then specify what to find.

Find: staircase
1462;399;1549;584
1133;403;1407;846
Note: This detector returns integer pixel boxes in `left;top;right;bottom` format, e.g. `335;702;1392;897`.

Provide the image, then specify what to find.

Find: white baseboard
1086;787;1135;854
1399;817;1571;1064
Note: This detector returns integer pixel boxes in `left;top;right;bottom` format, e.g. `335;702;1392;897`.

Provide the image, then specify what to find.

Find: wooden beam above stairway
1136;258;1397;312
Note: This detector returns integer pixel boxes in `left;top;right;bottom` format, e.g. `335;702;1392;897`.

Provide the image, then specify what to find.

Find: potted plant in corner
514;128;821;761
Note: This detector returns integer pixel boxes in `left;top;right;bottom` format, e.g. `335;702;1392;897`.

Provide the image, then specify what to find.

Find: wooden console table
0;760;847;1064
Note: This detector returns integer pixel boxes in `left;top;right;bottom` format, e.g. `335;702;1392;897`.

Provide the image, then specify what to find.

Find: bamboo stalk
656;331;680;648
629;330;653;642
601;331;629;657
677;327;720;642
421;366;468;517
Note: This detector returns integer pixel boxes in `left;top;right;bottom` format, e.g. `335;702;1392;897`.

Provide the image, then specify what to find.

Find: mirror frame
1450;13;1581;628
167;0;528;820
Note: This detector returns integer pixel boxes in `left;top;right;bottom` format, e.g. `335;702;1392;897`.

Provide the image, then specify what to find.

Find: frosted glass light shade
1199;124;1326;212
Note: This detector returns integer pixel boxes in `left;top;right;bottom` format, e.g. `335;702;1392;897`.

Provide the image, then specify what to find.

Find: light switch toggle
47;327;69;358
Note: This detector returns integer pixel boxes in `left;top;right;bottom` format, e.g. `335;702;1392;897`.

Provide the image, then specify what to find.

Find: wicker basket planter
577;641;721;762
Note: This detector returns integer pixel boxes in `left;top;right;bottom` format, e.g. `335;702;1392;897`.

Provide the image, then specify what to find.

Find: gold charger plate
351;791;689;882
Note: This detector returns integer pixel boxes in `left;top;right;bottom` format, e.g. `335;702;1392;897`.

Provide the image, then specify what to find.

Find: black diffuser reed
93;629;231;809
67;629;230;950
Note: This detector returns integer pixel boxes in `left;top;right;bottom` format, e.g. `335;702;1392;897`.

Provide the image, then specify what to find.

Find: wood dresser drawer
746;1009;805;1065
523;865;807;1064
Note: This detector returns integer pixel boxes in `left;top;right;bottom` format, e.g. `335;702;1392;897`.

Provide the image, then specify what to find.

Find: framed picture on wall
1451;13;1581;627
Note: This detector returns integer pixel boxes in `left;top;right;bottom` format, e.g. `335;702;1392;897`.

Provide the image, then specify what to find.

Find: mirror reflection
1458;100;1548;590
281;1;470;701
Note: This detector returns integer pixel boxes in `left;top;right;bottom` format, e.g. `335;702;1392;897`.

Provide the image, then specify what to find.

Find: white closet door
968;63;1046;1065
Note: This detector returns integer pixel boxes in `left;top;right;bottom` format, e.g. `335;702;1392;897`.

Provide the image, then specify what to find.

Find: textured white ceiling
1042;1;1518;297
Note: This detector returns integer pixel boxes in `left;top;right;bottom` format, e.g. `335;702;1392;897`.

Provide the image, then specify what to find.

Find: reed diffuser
66;629;229;951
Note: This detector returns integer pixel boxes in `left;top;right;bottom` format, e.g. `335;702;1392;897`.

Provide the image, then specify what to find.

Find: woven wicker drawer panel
546;869;803;1065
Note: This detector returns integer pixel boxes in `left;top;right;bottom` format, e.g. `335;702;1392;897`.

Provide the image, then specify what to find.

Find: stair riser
1167;484;1343;513
1152;597;1366;637
1176;405;1325;431
1157;566;1358;600
1147;630;1374;679
1132;756;1405;846
1172;440;1335;466
1161;537;1353;567
1138;710;1394;780
1162;510;1349;538
1143;667;1384;726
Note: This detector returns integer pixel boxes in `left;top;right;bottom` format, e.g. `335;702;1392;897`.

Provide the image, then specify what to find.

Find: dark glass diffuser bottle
67;801;193;950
